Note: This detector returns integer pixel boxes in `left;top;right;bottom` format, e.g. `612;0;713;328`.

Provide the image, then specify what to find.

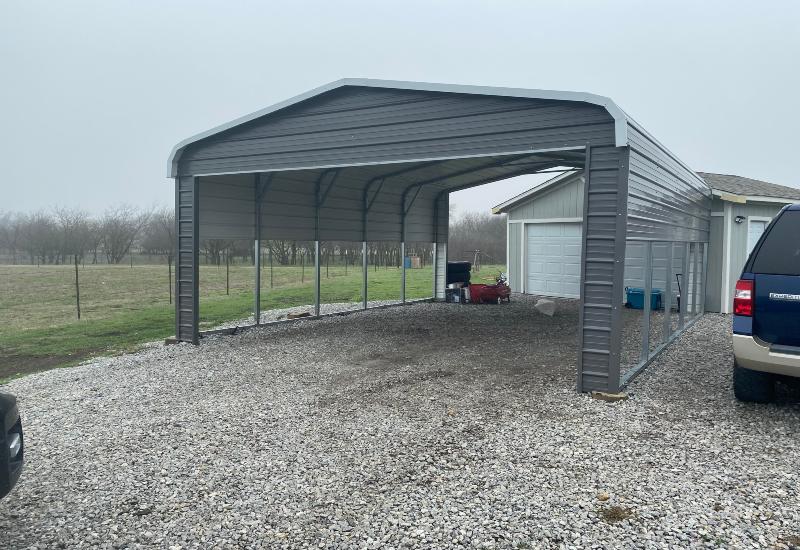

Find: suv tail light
734;279;754;316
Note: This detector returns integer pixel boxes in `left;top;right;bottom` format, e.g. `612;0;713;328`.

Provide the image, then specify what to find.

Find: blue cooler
625;287;662;310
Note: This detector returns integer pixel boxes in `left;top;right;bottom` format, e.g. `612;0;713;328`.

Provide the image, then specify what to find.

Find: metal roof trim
167;78;630;177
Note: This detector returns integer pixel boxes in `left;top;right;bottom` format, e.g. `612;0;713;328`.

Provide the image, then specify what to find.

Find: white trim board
508;217;582;224
722;202;733;314
712;189;798;205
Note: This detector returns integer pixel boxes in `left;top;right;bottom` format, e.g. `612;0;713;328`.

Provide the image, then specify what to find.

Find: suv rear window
750;211;800;275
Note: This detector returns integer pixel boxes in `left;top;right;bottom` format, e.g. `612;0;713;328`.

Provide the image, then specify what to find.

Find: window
747;219;768;255
750;212;800;275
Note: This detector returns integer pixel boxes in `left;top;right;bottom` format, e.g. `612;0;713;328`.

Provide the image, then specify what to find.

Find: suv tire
733;360;775;403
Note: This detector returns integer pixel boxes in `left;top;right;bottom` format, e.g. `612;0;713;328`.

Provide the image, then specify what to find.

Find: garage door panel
525;222;582;299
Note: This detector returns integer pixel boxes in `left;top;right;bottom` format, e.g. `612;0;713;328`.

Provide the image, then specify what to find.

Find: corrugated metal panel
175;176;198;344
189;152;559;244
507;175;584;220
626;124;711;242
578;146;628;393
178;86;614;177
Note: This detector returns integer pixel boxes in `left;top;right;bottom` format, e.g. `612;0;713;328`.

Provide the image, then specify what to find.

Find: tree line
0;207;507;267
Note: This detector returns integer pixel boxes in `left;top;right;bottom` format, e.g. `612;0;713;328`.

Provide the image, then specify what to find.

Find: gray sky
2;0;798;218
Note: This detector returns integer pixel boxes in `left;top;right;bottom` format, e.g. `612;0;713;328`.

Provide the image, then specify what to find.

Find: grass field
0;262;505;381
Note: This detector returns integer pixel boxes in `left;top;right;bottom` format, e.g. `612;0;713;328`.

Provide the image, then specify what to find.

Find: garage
167;78;711;393
524;222;581;298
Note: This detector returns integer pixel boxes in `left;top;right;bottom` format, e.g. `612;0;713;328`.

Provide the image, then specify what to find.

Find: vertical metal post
254;174;262;325
679;242;690;329
692;241;701;318
640;241;653;362
662;241;674;343
314;240;320;316
700;242;709;315
432;242;438;299
400;241;406;303
254;239;261;324
362;241;368;309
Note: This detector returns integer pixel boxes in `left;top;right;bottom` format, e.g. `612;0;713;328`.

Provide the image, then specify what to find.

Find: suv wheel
733;360;775;403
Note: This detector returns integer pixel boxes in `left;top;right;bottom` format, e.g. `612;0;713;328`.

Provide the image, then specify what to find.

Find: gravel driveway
1;295;799;549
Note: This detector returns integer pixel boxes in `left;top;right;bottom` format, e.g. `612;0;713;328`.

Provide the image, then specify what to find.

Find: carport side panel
175;176;199;344
578;146;629;392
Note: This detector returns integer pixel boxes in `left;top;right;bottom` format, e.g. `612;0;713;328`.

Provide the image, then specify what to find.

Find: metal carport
167;78;711;393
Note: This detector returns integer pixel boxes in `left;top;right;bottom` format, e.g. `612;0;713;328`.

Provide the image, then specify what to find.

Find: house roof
491;170;583;214
698;172;800;201
494;170;799;214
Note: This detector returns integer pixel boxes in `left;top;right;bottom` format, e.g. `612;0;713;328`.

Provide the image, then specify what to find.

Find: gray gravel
1;295;799;549
212;300;404;330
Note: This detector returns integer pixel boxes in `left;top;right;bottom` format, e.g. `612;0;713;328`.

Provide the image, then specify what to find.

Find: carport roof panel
167;78;630;177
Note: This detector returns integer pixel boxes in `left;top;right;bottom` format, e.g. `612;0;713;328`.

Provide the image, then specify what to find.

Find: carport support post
679;242;690;329
174;176;199;344
400;241;406;302
314;241;321;316
254;239;261;324
692;242;701;318
254;174;263;325
662;242;674;343
700;242;708;315
640;241;653;362
362;241;368;309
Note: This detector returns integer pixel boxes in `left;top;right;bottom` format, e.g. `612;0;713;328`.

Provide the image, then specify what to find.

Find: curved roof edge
167;78;630;178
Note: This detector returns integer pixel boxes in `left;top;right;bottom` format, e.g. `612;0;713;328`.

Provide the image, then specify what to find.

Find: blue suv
733;204;800;402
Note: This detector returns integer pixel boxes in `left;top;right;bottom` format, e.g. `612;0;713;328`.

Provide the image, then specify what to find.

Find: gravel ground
212;300;406;330
1;295;799;549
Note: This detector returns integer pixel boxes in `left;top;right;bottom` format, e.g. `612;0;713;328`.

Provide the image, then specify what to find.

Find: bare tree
448;212;507;264
54;207;92;263
0;212;23;264
140;208;175;259
19;211;58;265
100;206;151;264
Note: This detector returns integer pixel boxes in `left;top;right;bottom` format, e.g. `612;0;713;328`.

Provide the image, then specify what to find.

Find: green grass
0;262;506;381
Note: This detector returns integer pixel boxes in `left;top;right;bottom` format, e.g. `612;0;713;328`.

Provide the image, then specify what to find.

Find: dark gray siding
626;123;711;242
578;146;629;392
175;176;199;343
178;86;614;177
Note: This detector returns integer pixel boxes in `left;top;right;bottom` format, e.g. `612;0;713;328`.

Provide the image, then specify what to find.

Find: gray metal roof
698;172;800;201
167;78;631;177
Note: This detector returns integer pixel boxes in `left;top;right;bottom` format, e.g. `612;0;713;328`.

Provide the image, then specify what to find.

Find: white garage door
525;222;582;298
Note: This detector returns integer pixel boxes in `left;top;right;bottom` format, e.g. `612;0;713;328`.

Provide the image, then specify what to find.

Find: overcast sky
1;0;798;218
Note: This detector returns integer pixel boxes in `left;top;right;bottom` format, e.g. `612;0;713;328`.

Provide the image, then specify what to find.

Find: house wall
505;174;584;292
705;207;725;313
719;201;785;312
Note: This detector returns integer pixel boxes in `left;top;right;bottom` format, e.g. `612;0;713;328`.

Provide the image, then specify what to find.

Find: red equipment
469;273;511;304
